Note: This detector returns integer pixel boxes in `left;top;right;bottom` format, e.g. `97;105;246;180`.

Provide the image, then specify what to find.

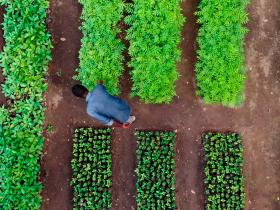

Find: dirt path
240;0;280;209
41;0;280;210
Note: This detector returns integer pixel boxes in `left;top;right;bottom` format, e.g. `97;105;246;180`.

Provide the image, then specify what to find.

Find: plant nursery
0;0;279;210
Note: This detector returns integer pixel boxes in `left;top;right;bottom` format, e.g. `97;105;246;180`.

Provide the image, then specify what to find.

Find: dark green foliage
135;131;176;209
195;0;249;107
203;133;245;210
71;128;113;210
0;0;52;209
125;1;185;103
75;0;125;95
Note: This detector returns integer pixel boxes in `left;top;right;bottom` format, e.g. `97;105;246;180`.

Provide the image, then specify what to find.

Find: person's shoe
127;116;136;124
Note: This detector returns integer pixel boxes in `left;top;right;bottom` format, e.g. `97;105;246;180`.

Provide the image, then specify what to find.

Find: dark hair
72;84;88;98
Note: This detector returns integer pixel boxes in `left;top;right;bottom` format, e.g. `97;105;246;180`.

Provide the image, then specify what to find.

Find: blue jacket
86;84;131;125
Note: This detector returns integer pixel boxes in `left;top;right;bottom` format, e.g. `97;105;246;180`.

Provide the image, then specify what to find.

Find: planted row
75;0;125;95
0;0;52;209
125;0;185;103
195;0;249;107
203;133;245;209
135;130;176;209
71;128;113;209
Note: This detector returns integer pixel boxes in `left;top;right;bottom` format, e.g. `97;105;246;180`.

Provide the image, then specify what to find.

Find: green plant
71;128;113;210
135;130;176;209
75;0;125;95
0;0;52;209
125;0;185;103
203;132;245;210
46;124;55;134
195;0;249;107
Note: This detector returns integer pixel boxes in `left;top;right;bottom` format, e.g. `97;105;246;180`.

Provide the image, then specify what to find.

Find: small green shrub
203;132;245;210
75;0;125;95
135;130;176;209
125;1;185;103
0;0;52;209
71;128;113;210
195;0;249;107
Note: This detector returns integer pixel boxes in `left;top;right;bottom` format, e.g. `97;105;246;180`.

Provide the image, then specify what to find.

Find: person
72;81;135;128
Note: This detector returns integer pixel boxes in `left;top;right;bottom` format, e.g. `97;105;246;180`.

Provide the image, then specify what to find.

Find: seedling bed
135;130;177;209
71;128;113;209
203;132;245;210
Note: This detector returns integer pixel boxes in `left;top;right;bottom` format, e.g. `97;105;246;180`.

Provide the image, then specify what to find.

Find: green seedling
46;124;55;134
203;132;245;209
71;128;113;209
135;130;177;209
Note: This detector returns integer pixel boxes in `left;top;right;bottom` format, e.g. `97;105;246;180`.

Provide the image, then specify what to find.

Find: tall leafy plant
195;0;249;107
0;0;52;209
75;0;125;95
125;0;185;103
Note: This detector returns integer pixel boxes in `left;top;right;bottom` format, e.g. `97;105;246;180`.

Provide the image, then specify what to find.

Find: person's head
72;84;88;98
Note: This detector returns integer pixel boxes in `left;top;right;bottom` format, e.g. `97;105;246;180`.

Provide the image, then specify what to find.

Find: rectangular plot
135;130;176;209
76;0;125;95
71;128;113;209
195;0;249;106
126;0;185;103
0;0;52;208
203;132;245;209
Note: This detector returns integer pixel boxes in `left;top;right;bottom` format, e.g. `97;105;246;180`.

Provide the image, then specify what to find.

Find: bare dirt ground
39;0;280;210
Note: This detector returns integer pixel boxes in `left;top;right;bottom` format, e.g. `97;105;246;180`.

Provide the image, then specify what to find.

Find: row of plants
0;0;52;209
125;1;185;103
135;130;177;209
76;0;250;107
71;128;113;209
70;129;246;209
195;0;249;107
75;0;125;95
203;132;245;209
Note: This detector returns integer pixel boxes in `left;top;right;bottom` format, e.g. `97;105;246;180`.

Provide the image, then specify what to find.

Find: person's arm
88;111;113;126
88;111;129;128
